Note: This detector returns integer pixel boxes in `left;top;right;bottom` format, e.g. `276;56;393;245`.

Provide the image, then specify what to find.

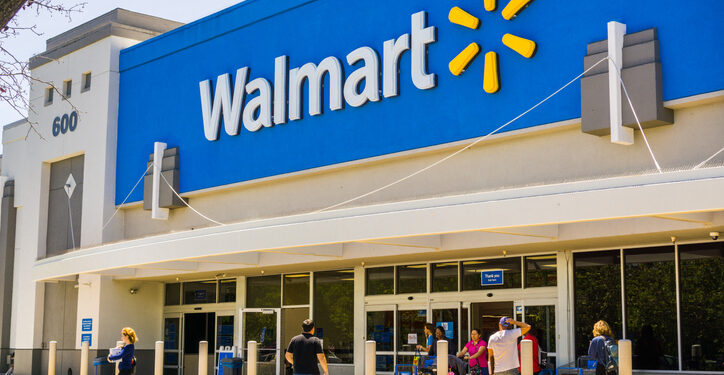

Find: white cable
693;146;724;170
607;57;663;173
101;163;153;230
160;172;226;226
312;56;610;213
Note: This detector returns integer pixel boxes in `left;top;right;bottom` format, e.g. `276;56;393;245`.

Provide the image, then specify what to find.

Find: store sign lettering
199;11;436;141
52;110;78;137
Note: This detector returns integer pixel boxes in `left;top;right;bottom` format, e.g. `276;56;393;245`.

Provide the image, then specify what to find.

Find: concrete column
80;340;89;375
437;340;448;374
353;267;365;375
198;341;208;375
155;341;164;375
619;339;632;375
48;340;57;375
520;339;533;375
247;341;258;375
365;340;376;375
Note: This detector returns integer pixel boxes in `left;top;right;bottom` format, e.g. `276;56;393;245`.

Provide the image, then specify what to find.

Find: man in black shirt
285;319;329;375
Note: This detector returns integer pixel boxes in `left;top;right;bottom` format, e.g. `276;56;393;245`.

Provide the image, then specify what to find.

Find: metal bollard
618;339;632;375
48;341;57;375
520;339;533;375
198;341;208;375
365;340;376;375
155;341;164;375
80;341;89;375
437;340;448;374
248;341;258;375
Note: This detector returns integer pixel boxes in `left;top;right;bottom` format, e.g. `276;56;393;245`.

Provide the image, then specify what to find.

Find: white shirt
489;328;522;373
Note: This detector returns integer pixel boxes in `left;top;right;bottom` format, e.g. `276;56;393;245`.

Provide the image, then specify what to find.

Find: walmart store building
1;0;723;374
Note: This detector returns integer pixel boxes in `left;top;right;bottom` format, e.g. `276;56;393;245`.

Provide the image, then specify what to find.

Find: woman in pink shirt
457;328;488;375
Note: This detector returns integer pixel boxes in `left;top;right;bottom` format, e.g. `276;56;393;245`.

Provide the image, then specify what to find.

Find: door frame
163;312;184;375
240;307;282;375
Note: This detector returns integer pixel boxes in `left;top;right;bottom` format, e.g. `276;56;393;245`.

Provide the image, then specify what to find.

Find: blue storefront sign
481;269;504;286
194;289;207;301
81;334;92;347
116;0;724;204
437;321;454;340
81;318;92;332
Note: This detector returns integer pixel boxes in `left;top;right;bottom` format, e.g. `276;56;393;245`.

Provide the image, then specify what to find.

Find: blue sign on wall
481;269;504;286
116;0;724;204
81;334;92;347
81;318;92;332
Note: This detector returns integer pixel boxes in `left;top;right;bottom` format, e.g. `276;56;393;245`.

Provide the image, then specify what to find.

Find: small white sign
408;333;418;345
109;347;122;363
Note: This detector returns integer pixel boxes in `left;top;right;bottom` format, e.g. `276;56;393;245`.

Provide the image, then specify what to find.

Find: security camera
711;232;720;241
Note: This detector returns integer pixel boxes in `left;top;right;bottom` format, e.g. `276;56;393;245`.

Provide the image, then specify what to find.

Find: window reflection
283;273;310;305
247;275;281;308
314;270;354;363
183;281;217;304
525;305;556;353
432;262;459;292
397;310;427;352
625;246;678;370
679;242;724;371
367;311;394;352
525;255;557;287
366;267;394;295
396;264;427;294
573;251;622;357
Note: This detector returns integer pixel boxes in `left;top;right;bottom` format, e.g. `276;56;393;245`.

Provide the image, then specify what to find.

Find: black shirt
428;337;457;357
287;333;323;374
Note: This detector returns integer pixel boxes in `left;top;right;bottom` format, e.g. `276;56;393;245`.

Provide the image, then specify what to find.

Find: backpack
603;338;618;374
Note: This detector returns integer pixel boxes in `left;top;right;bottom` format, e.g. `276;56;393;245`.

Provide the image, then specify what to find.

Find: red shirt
518;334;541;372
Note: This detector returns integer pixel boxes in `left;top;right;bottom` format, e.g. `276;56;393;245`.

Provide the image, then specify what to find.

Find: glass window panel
573;251;622;357
432;262;459;292
216;315;234;348
246;275;280;308
461;307;468;345
366;311;394;352
164;317;180;350
525;305;556;353
219;279;236;303
165;283;180;305
525;255;558;287
397;309;427;352
624;246;678;370
314;270;354;363
376;355;394;372
461;257;522;290
432;308;459;354
283;273;310;305
366;267;394;295
183;281;217;304
679;242;724;371
396;264;427;294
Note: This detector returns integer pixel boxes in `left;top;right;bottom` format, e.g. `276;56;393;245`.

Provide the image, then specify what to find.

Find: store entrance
470;301;514;340
183;312;215;375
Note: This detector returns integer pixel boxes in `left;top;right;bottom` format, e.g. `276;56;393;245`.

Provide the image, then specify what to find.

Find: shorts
495;369;520;375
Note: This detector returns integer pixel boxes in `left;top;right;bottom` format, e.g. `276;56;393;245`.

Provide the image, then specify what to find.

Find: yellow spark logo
448;0;537;93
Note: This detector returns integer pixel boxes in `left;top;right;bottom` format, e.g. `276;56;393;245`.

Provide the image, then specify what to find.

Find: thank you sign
481;270;504;286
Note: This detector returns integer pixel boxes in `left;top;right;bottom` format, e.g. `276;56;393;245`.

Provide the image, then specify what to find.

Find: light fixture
129;288;139;295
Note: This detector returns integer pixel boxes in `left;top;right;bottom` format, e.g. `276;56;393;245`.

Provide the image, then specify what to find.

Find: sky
0;0;244;153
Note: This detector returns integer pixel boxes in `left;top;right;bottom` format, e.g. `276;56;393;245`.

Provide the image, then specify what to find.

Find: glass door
365;305;395;373
521;303;557;368
163;314;183;375
241;308;281;375
215;313;235;375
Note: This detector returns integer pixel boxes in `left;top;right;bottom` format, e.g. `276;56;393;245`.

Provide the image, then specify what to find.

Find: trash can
221;358;244;375
92;356;115;375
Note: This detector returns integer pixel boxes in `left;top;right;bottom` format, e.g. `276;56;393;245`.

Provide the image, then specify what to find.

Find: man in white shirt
488;317;531;375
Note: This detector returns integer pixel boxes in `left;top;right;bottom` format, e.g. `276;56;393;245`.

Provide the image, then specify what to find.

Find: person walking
588;320;615;375
488;317;530;375
107;327;137;375
518;328;541;375
416;323;436;354
457;328;488;375
285;319;329;375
